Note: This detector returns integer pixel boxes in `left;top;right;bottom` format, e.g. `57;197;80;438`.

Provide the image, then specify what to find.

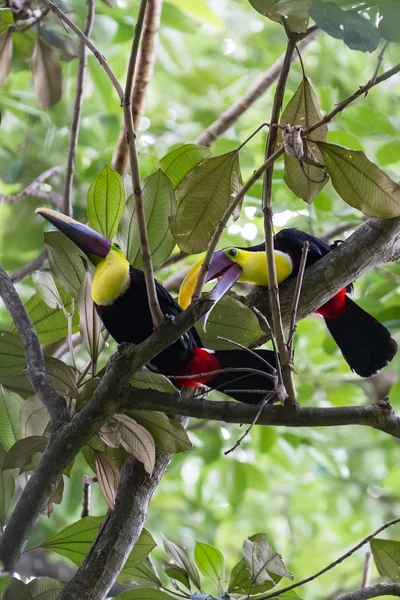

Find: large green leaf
155;144;213;188
3;578;31;600
197;295;263;350
130;410;192;453
10;292;79;344
170;151;242;253
371;538;400;581
27;577;65;600
279;77;328;203
0;386;23;450
78;273;106;365
45;231;87;298
0;445;15;528
3;436;48;470
118;170;176;269
317;142;400;217
194;541;225;595
0;331;26;378
87;165;125;239
119;558;162;586
162;534;202;590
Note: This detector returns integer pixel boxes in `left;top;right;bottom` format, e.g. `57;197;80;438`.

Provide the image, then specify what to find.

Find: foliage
0;0;400;599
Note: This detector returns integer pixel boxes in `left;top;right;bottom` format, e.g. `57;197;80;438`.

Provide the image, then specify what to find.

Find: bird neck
238;250;293;285
91;249;130;305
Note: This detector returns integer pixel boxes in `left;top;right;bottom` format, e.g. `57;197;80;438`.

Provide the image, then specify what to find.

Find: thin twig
44;0;124;101
320;221;360;241
191;147;284;300
258;517;400;600
195;31;318;147
0;265;68;425
63;0;95;216
217;335;277;373
287;241;309;358
361;552;372;589
224;395;271;456
171;366;277;383
0;166;63;208
251;306;283;386
123;0;164;327
370;40;390;85
81;475;96;518
10;250;47;284
113;0;163;176
262;35;299;407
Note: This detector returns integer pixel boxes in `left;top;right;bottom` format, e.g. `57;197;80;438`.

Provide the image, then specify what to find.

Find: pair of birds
36;208;398;404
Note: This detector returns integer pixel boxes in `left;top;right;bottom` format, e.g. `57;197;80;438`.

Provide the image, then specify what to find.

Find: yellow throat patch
91;248;130;305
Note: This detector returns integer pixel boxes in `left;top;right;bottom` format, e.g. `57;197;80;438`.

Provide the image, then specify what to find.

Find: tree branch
122;0;164;327
63;0;95;217
0;166;63;208
262;35;298;405
0;264;68;426
336;583;400;600
195;31;318;147
0;297;212;571
10;249;47;284
113;0;163;176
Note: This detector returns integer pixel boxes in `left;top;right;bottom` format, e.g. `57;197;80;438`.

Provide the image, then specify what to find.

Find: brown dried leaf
0;31;12;86
31;39;62;108
113;414;155;475
94;450;120;510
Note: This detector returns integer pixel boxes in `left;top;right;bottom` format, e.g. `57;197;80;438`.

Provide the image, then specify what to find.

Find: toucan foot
118;341;132;354
164;313;176;325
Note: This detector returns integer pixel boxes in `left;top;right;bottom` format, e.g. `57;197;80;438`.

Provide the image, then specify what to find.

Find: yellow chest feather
91;250;130;305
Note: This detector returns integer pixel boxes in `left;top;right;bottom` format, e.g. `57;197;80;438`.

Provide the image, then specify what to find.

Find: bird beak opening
36;207;111;259
202;250;243;330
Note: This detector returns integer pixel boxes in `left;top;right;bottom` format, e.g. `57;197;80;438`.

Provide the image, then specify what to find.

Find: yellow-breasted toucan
36;207;278;404
180;228;398;378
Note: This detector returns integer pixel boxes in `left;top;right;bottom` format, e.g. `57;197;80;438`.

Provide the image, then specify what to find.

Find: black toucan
36;208;278;404
180;228;398;378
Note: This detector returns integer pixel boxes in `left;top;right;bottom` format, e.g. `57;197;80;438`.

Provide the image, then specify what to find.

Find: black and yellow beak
35;207;111;258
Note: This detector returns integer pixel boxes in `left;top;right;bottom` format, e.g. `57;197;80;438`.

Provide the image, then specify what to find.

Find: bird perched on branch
36;207;279;404
179;228;398;378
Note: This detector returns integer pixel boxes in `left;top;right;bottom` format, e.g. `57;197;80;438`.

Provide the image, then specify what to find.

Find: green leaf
228;558;277;595
317;142;400;217
0;444;15;527
123;529;157;570
170;151;242;253
243;534;292;584
376;141;400;166
0;573;12;594
279;77;328;203
31;39;62;108
130;369;178;394
197;295;263;350
114;590;176;600
78;273;106;365
20;396;50;438
118;170;176;269
113;414;155;475
247;0;279;20
0;8;15;33
0;385;23;450
3;578;31;600
309;1;380;52
194;541;226;595
163;561;191;590
87;164;125;239
120;558;162;586
0;31;13;85
27;577;65;600
93;450;120;510
162;534;202;590
45;231;87;298
169;0;223;29
3;436;48;470
371;538;400;581
0;331;26;378
379;9;400;42
130;410;192;453
34;271;64;310
155;144;213;188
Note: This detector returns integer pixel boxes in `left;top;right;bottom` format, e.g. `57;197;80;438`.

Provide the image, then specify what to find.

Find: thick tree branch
113;0;163;176
195;32;318;147
123;0;164;327
0;166;63;208
63;0;95;216
0;297;212;572
336;583;400;600
0;265;68;425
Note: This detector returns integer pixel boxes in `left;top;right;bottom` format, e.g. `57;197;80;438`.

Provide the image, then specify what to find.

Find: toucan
35;207;280;404
179;228;398;378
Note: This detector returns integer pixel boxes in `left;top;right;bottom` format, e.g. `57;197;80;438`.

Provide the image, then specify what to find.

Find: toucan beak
202;250;243;329
35;207;111;258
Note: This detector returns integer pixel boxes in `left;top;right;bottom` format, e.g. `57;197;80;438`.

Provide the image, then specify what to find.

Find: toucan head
35;207;115;263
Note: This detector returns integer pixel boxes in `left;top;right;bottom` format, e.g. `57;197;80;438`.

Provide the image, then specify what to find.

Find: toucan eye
228;248;238;258
114;243;121;250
